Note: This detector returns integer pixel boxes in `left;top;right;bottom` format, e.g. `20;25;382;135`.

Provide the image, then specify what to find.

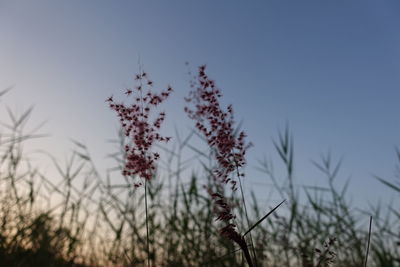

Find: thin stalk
235;163;258;266
363;216;372;267
138;65;150;267
145;179;150;267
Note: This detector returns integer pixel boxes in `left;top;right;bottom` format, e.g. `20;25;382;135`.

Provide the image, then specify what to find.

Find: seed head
185;65;251;190
107;70;172;186
186;65;252;245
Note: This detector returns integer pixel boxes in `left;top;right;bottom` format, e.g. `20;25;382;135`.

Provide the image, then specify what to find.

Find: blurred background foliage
0;88;399;266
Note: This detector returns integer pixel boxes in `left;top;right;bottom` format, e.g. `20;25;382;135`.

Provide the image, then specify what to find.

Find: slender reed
364;216;373;267
107;70;172;266
185;65;255;266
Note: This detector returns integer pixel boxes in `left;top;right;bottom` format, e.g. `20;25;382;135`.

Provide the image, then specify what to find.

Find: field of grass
0;67;399;266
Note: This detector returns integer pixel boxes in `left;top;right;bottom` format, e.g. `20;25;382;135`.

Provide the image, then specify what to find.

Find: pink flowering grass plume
185;65;251;191
107;71;172;187
185;65;253;266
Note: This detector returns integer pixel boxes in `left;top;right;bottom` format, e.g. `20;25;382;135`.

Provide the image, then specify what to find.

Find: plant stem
364;216;372;267
145;179;150;267
235;163;258;266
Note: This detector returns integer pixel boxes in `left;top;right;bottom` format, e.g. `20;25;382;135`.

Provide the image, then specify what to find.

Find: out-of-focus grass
0;88;399;266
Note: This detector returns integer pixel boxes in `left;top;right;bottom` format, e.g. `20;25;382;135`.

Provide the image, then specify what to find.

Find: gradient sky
1;0;399;209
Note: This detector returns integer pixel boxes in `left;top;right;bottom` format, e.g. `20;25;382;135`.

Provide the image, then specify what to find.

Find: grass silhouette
0;67;399;267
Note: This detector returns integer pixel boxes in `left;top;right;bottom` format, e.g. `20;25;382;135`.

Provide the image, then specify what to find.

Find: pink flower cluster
107;72;172;187
184;65;251;191
185;65;251;248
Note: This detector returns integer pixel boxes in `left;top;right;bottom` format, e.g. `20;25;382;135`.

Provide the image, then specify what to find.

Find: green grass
0;87;399;266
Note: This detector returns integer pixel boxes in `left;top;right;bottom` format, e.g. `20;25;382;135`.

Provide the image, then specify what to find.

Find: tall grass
0;71;399;267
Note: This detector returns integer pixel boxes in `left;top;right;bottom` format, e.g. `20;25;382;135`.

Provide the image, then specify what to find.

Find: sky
0;0;399;210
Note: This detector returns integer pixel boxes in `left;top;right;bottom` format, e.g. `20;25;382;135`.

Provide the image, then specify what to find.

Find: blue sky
1;0;399;208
